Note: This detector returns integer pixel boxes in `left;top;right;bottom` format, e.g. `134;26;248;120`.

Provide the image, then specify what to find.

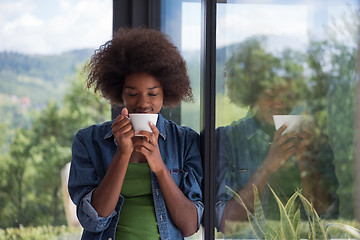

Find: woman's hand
133;122;165;173
262;124;298;173
111;108;135;155
92;107;135;217
296;115;318;160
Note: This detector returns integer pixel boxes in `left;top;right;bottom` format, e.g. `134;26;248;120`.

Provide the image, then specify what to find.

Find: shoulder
164;118;199;137
217;116;250;134
160;119;199;147
75;120;113;140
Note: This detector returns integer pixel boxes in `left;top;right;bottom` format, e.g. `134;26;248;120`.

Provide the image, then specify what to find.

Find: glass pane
215;0;360;239
160;0;202;239
0;0;112;237
161;0;201;133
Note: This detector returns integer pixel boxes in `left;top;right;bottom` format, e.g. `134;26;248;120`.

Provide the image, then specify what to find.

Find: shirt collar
243;111;262;141
243;110;274;142
103;112;166;140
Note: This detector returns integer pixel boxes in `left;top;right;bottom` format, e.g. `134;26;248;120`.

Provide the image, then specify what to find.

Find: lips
134;108;153;113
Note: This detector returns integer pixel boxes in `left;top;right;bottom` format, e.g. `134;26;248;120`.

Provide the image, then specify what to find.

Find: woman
216;37;338;233
68;27;203;240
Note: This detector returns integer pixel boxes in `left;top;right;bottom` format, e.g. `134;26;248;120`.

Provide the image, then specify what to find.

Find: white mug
129;113;158;136
273;115;303;135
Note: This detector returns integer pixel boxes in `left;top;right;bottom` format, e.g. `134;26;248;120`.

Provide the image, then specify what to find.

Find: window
214;0;360;239
1;0;359;239
159;0;360;239
0;0;112;237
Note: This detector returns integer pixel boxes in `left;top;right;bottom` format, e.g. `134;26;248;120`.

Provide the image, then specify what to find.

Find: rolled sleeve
77;190;118;232
193;200;204;228
182;131;204;229
68;130;121;233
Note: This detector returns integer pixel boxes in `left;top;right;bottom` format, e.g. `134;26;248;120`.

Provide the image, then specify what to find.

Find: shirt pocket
227;168;255;192
169;169;186;186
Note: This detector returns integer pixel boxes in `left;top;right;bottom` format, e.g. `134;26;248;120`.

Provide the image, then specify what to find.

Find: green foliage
0;66;110;228
304;8;359;219
3;129;32;227
224;36;306;108
226;185;360;239
0;225;81;240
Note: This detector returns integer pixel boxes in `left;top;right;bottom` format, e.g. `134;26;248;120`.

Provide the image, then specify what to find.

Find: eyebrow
124;86;161;90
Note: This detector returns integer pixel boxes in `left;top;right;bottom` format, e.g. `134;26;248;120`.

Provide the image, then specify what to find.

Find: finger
113;124;134;137
112;120;132;134
278;131;297;145
284;147;296;160
149;122;159;137
112;114;131;129
135;130;152;141
280;138;298;151
134;142;152;154
298;129;312;139
274;123;288;140
113;115;132;129
111;114;124;127
133;137;153;149
121;129;135;139
134;146;153;161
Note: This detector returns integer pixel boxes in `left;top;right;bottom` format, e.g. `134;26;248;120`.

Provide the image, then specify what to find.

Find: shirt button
108;238;112;240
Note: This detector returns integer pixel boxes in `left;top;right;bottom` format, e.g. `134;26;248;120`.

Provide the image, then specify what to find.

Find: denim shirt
68;113;203;240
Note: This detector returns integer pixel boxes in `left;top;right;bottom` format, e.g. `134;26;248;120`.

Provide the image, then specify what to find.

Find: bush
0;225;82;240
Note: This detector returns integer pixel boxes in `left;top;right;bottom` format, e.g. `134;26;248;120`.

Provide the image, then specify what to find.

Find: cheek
155;98;164;108
157;92;164;105
152;97;163;112
122;97;134;108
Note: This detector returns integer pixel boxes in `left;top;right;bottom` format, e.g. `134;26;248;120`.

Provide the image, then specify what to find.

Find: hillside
0;49;94;129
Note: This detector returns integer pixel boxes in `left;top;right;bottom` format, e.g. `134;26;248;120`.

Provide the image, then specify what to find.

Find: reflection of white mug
129;113;158;136
273;115;303;135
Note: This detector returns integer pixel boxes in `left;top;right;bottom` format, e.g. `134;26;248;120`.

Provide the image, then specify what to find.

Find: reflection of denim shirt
215;112;338;228
68;113;203;240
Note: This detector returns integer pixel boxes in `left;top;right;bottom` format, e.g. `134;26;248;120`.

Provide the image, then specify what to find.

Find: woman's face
255;85;297;125
122;73;164;114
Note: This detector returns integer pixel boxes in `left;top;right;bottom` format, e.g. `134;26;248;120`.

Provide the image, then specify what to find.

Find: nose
271;98;287;112
136;94;150;110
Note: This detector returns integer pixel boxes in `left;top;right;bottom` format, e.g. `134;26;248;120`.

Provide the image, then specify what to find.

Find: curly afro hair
225;36;306;108
85;27;193;108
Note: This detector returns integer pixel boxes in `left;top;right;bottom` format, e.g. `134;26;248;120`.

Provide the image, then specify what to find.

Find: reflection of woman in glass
216;37;339;233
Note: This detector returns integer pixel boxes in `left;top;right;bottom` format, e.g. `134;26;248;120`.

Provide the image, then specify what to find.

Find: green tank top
116;163;160;240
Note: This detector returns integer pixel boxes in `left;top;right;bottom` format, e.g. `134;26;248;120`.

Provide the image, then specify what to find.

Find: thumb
121;107;129;117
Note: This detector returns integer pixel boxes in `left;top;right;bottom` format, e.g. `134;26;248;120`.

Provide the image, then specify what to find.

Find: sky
1;0;358;55
0;0;112;55
182;0;359;53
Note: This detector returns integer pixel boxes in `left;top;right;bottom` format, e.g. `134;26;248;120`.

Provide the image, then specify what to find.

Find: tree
305;8;359;218
0;67;110;227
1;129;32;227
